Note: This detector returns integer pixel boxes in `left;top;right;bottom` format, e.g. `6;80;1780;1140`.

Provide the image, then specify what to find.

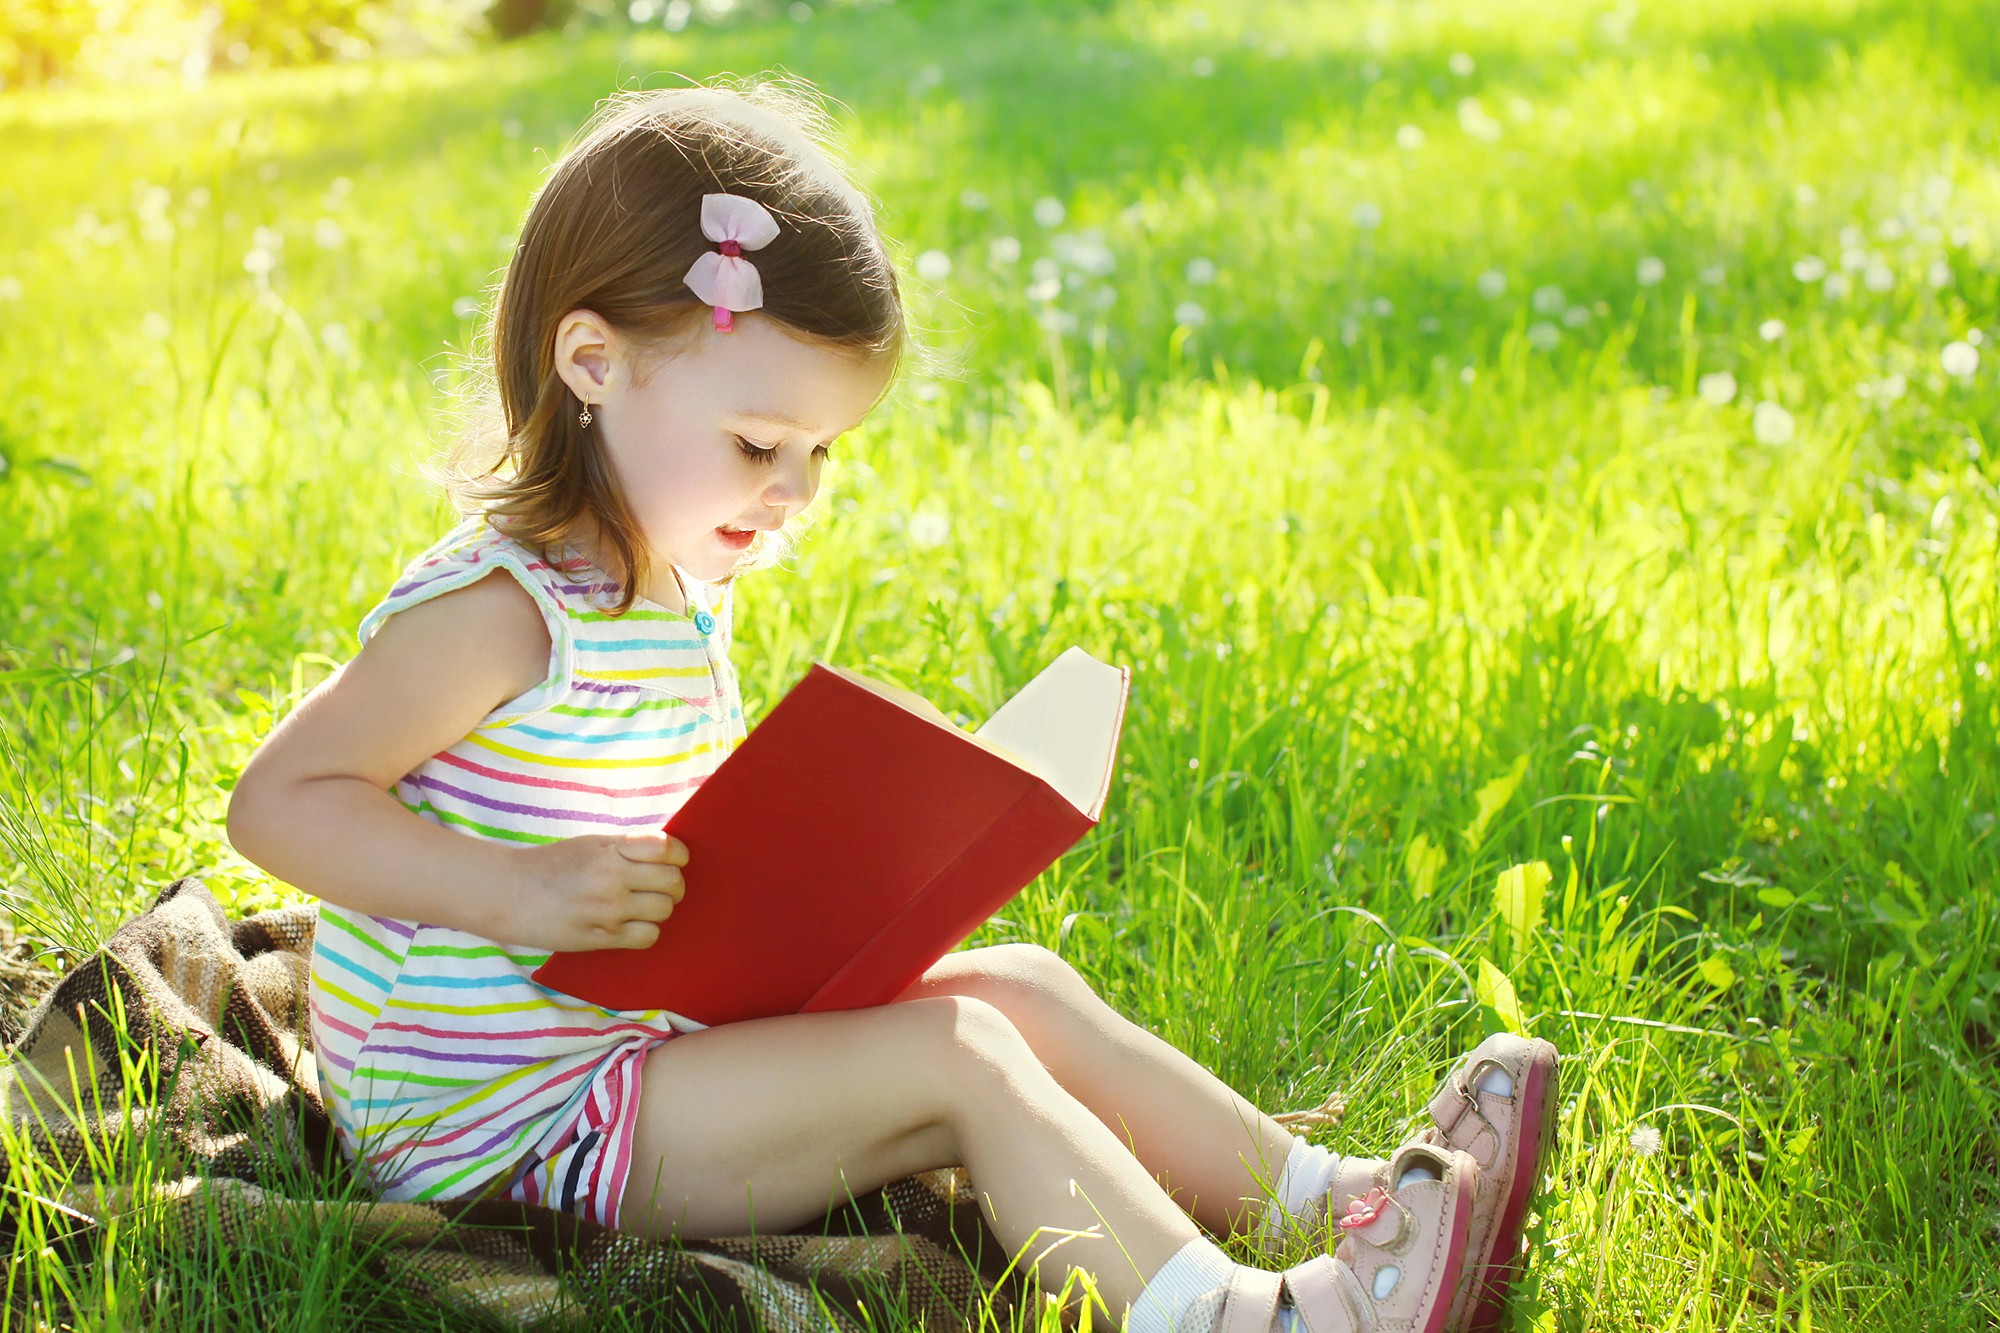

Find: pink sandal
1220;1143;1476;1333
1414;1033;1560;1333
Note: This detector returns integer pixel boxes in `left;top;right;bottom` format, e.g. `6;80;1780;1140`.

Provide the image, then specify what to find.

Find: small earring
578;402;593;428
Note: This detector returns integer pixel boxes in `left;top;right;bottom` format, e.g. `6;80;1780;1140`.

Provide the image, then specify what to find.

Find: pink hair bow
683;193;780;333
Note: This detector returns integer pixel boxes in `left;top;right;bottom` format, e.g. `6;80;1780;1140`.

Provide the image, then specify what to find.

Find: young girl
226;82;1558;1333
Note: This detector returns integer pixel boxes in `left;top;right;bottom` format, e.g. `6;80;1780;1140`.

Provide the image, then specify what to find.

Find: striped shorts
487;1033;675;1228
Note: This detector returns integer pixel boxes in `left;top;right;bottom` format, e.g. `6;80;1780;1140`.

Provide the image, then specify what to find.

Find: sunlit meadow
1;0;1997;1327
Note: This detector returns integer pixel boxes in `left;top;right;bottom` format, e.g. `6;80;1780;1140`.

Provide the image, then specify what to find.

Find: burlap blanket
0;878;1027;1329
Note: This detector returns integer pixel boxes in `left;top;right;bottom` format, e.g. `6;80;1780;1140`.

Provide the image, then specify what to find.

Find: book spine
801;784;1091;1014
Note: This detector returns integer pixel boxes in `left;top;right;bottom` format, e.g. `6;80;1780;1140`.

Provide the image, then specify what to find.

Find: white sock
1252;1137;1344;1246
1127;1237;1302;1333
1126;1237;1236;1333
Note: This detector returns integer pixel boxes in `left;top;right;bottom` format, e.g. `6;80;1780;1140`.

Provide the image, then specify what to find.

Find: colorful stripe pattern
307;517;747;1225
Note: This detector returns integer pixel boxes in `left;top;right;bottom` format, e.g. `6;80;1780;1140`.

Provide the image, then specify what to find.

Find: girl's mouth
716;526;757;551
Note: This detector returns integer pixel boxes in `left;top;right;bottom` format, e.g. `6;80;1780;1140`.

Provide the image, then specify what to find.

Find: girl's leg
900;944;1296;1237
620;993;1203;1318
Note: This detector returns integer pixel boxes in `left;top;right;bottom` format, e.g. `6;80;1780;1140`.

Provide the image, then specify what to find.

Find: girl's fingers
627;890;679;924
637;865;686;901
616;833;691;865
615;919;664;950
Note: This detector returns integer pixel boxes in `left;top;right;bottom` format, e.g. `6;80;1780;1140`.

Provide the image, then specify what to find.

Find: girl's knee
888;993;1038;1080
929;942;1095;1014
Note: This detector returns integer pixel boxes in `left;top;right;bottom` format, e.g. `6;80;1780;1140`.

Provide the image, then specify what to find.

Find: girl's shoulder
358;516;583;646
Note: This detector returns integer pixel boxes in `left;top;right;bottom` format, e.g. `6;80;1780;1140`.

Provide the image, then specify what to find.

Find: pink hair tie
683;193;780;332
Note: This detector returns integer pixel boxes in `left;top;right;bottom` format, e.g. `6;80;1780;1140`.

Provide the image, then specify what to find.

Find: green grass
2;0;1998;1326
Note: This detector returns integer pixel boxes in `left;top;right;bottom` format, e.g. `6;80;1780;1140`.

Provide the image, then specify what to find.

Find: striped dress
306;516;748;1227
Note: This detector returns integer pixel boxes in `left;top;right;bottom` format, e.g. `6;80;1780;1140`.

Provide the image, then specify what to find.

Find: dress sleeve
355;519;574;727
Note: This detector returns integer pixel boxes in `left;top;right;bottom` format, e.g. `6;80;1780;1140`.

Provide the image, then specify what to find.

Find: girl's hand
506;831;690;952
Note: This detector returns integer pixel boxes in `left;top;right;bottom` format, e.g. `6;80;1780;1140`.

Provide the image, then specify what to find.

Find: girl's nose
763;454;819;513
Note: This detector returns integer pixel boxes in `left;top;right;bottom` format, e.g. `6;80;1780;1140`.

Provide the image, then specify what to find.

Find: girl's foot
1414;1033;1559;1333
1150;1143;1475;1333
1258;1034;1560;1333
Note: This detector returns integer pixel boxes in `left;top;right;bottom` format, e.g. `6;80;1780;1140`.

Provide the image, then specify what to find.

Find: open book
531;647;1131;1023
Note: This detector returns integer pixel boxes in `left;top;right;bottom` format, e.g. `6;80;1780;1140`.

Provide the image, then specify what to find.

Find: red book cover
531;647;1130;1024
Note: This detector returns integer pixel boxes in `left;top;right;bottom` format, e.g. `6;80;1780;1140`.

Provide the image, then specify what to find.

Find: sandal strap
1426;1064;1503;1163
1221;1264;1283;1333
1281;1254;1375;1333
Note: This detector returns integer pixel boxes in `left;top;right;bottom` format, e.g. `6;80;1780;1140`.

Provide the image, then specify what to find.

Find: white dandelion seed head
1527;321;1560;351
1636;255;1666;287
1031;257;1060;284
313;217;347;250
242;246;278;277
1032;196;1066;228
1823;272;1851;299
1863;262;1894;292
959;187;988;210
1185;256;1217;285
1396;124;1426;150
915;249;952;283
1699;263;1726;285
1759;318;1787;342
1753;401;1796;445
1352;200;1383;231
1457;98;1502;143
1792;255;1827;283
1629;1124;1663;1156
1053;230;1115;276
1476;269;1507;299
140;311;171;340
1449;52;1475;76
1698;371;1738;405
907;510;951;548
1174;301;1208;328
0;276;22;301
1531;284;1566;315
320;322;354;358
252;224;284;252
1025;277;1061;303
1942;341;1979;378
1371;296;1394;317
988;235;1022;265
1928;260;1954;289
1562;305;1590;328
1191;56;1216;77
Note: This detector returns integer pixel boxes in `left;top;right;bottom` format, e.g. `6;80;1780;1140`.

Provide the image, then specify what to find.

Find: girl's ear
551;309;619;403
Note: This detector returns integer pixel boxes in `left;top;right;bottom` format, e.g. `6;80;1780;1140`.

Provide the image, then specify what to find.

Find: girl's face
562;311;892;604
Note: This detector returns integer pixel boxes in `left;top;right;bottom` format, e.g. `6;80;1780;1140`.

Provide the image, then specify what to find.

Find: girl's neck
564;521;686;615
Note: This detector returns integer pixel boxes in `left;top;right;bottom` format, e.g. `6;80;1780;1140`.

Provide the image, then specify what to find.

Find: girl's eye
735;436;834;464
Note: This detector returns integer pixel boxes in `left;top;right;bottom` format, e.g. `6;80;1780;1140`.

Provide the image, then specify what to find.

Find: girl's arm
226;570;685;950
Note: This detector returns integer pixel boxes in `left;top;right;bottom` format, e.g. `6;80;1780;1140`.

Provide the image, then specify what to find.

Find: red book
531;647;1131;1023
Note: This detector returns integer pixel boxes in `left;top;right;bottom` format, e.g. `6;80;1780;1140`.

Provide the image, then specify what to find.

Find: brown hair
430;79;907;615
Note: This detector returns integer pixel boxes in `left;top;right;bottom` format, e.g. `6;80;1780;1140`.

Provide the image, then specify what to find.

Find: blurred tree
487;0;574;41
0;0;495;89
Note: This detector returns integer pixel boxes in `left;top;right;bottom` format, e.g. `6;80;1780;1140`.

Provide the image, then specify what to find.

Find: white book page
973;647;1130;818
